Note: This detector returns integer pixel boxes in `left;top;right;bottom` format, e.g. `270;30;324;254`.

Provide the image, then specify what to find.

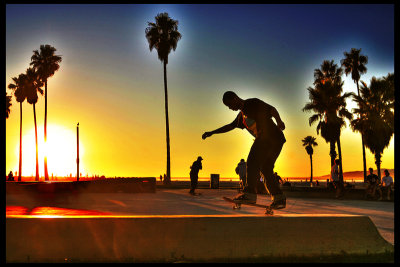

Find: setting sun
14;124;85;178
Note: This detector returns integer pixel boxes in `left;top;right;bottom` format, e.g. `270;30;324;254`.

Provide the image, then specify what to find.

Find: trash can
210;174;219;189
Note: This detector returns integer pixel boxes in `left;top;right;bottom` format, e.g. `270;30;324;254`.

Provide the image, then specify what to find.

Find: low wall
6;215;393;262
157;181;394;201
6;178;156;195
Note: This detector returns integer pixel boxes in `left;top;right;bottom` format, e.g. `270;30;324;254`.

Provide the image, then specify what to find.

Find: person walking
189;156;203;195
202;91;286;210
235;159;247;191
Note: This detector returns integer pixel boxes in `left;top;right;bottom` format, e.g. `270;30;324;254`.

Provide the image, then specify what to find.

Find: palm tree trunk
361;138;367;182
356;81;367;182
375;153;382;180
44;80;49;181
33;103;39;181
163;60;171;184
18;102;23;182
329;141;336;167
309;154;313;183
337;137;344;183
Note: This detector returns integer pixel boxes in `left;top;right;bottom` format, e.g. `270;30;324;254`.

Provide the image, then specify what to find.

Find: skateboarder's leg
233;140;261;203
260;140;286;209
244;140;262;195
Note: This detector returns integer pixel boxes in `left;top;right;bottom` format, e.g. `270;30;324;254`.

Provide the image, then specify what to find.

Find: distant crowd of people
365;168;393;201
183;156;393;202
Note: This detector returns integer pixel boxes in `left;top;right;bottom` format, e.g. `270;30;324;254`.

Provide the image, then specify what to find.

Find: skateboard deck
189;192;202;196
223;196;273;215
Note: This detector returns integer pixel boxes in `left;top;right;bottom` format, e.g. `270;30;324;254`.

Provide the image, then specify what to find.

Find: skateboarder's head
223;91;242;111
369;168;373;174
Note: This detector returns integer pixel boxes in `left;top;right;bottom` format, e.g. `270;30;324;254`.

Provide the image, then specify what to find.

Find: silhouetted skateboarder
202;91;286;210
189;156;203;195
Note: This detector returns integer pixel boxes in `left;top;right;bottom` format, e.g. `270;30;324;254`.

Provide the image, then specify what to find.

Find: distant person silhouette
365;168;379;199
202;91;286;210
189;156;203;195
235;159;247;191
8;171;14;181
274;172;283;184
377;169;393;201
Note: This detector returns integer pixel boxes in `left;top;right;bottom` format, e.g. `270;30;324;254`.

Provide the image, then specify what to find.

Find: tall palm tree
25;67;44;181
351;74;394;179
302;136;318;183
303;80;352;183
314;60;343;86
6;91;12;119
8;74;27;181
145;12;182;184
30;44;62;181
341;48;368;182
307;60;343;167
313;60;353;182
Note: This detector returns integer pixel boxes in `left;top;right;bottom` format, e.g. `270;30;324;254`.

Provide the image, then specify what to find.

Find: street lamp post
77;122;79;182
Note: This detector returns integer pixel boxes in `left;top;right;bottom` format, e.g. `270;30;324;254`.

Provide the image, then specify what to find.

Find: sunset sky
6;4;394;179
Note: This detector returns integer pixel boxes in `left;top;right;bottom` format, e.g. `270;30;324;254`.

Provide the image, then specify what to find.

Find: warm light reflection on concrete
6;205;361;219
6;206;110;218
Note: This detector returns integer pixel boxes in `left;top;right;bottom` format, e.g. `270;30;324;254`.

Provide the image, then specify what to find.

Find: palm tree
314;60;343;85
25;67;44;181
145;13;182;184
30;44;62;181
351;74;394;179
307;60;342;163
302;136;318;183
303;80;352;183
8;74;27;181
341;48;368;182
6;91;12;119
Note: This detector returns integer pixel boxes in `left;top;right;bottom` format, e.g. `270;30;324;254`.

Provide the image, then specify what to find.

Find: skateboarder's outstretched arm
271;106;285;131
202;121;236;140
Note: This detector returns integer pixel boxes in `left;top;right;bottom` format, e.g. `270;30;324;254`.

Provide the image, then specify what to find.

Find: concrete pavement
6;188;394;262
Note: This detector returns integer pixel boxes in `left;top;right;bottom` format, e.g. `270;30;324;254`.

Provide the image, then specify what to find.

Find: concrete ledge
6;215;393;262
6;178;156;194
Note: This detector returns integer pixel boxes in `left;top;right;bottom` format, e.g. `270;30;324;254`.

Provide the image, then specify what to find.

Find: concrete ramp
6;215;393;262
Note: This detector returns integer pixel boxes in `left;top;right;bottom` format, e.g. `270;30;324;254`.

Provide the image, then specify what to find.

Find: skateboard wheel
265;209;273;215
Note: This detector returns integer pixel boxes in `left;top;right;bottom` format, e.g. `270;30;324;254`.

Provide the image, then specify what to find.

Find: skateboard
222;196;274;215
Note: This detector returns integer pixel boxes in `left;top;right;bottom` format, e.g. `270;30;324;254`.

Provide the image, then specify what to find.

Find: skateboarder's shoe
233;192;257;204
270;199;286;209
270;194;286;209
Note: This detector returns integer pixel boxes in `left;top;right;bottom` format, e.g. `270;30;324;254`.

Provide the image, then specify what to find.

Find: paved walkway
6;188;394;245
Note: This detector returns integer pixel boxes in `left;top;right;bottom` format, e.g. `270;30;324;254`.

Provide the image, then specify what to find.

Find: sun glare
15;124;85;178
